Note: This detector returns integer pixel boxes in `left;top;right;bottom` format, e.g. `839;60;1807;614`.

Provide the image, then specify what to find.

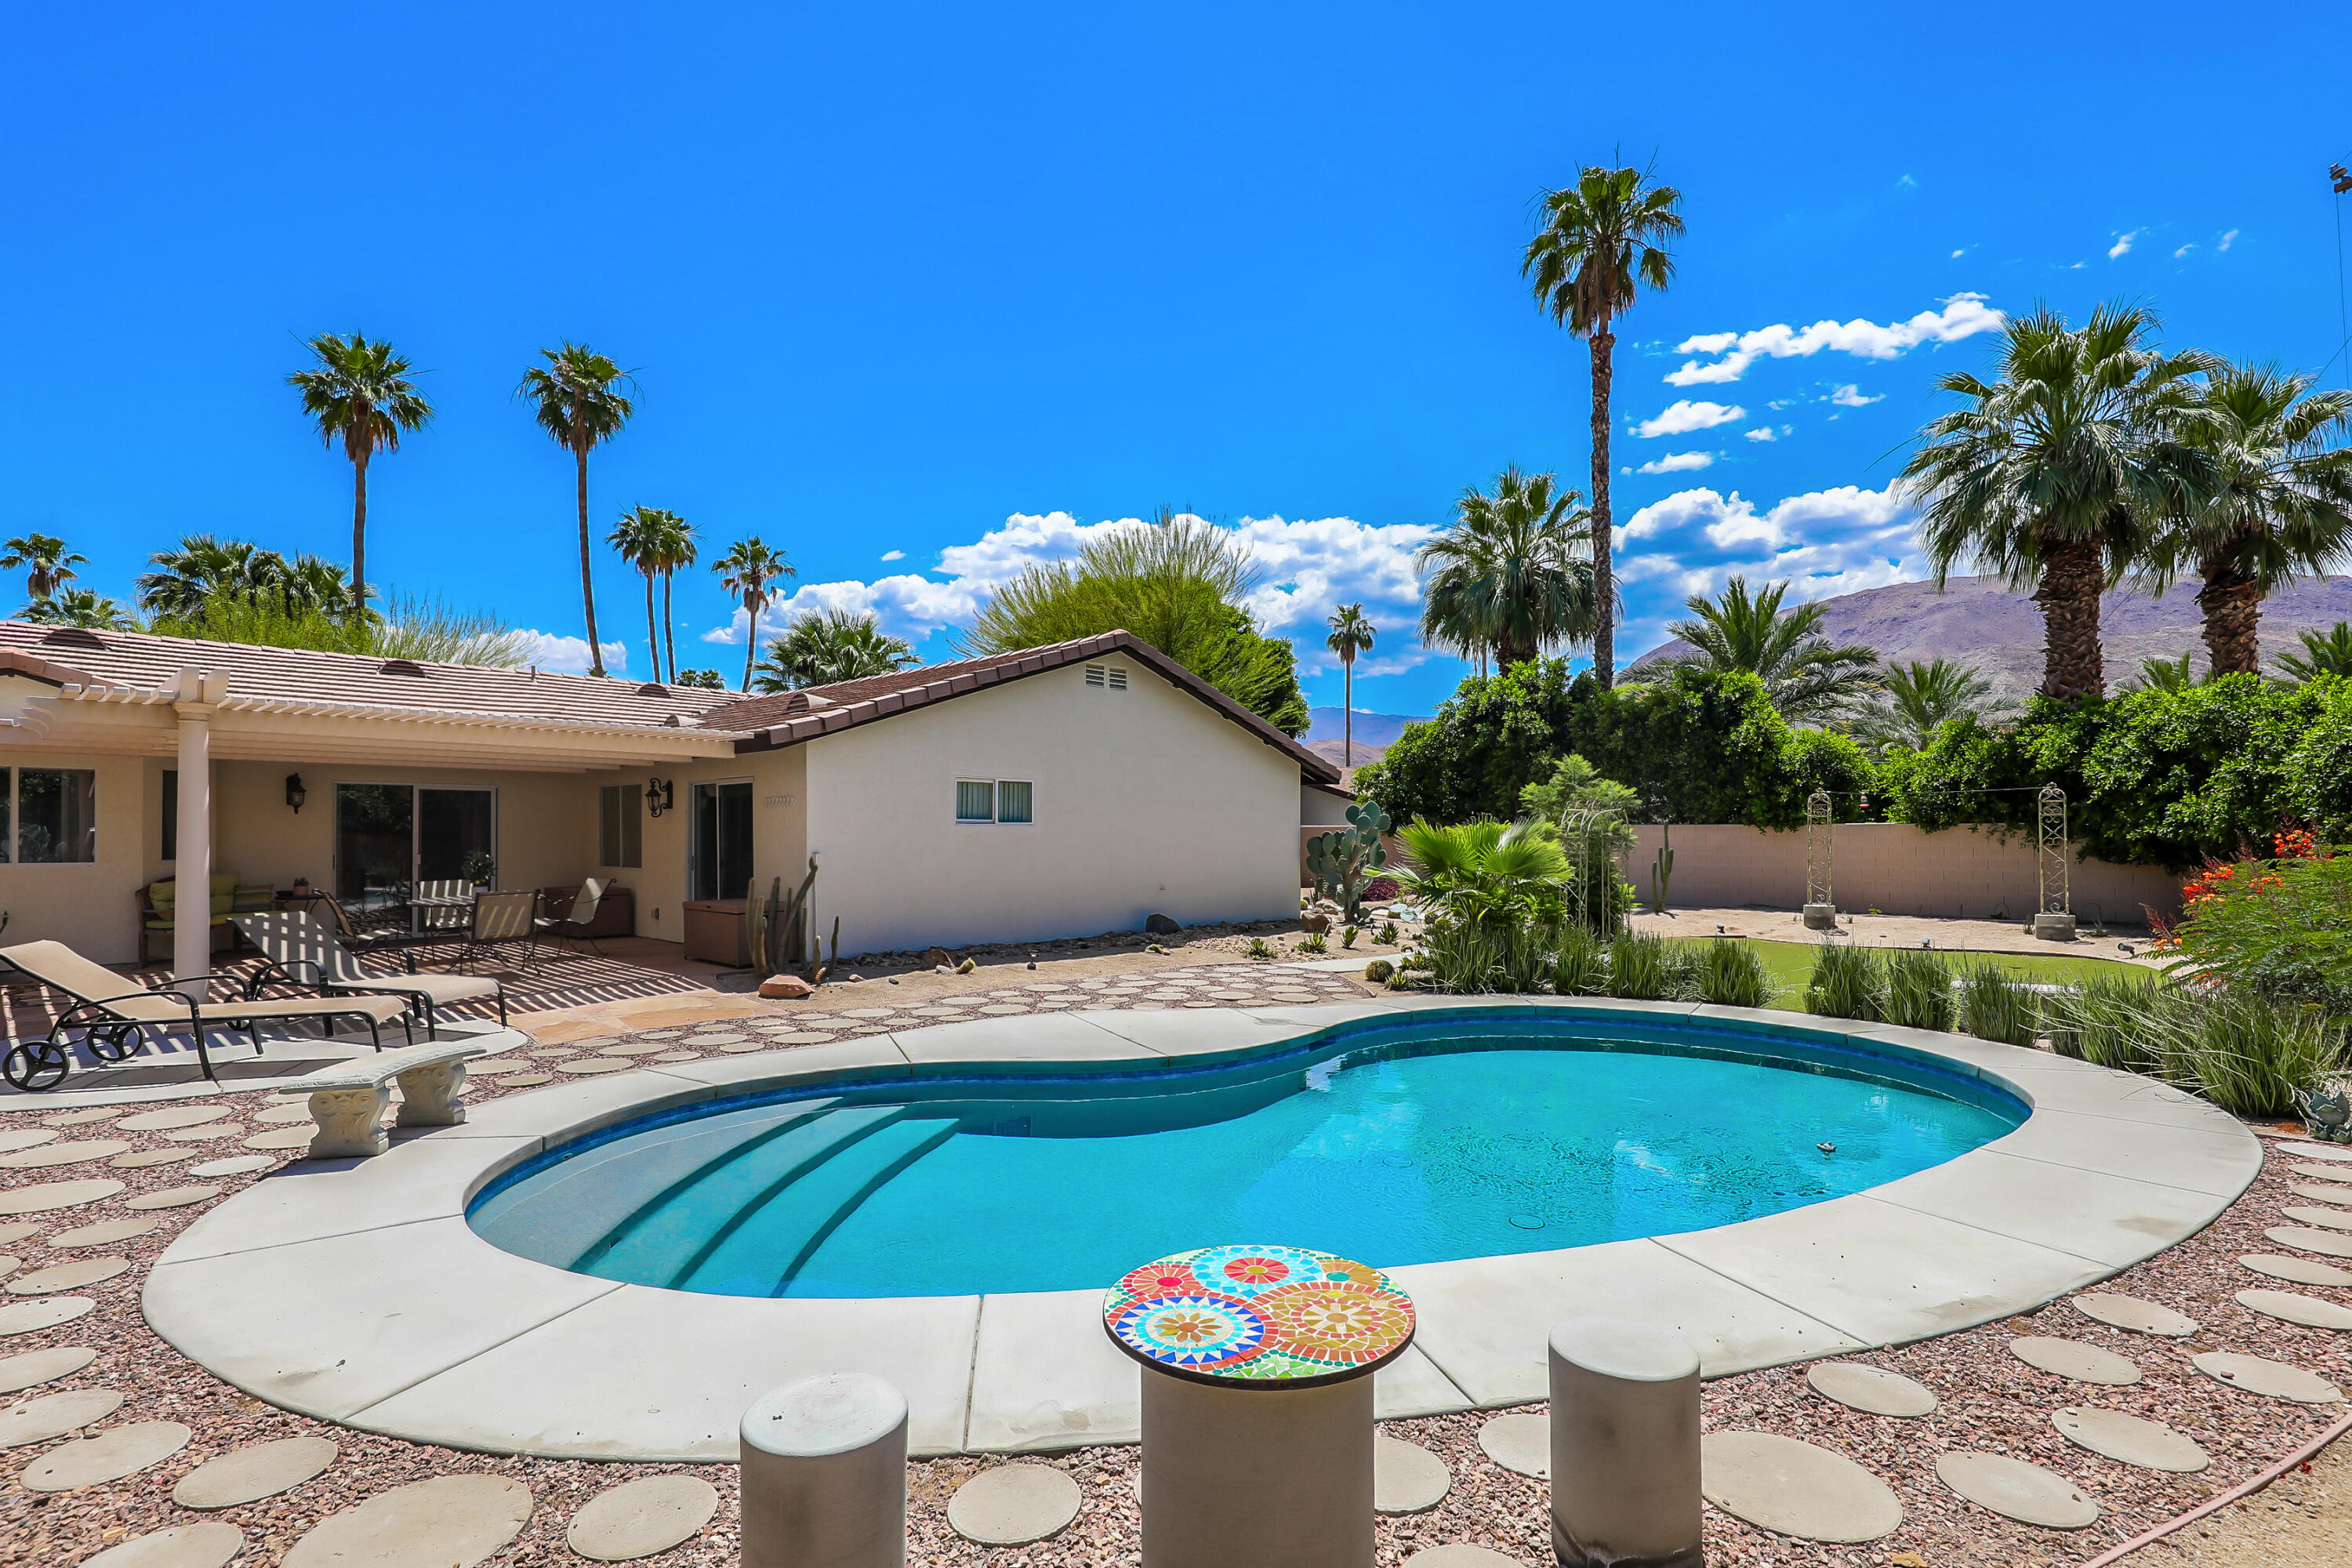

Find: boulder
757;974;815;1000
1144;913;1181;935
924;946;956;969
1301;914;1332;935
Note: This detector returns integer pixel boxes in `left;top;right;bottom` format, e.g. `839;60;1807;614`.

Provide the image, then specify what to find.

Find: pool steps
691;1117;959;1298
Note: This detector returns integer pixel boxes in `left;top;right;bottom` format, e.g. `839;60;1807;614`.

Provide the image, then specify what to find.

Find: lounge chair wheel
86;1026;137;1063
2;1040;71;1092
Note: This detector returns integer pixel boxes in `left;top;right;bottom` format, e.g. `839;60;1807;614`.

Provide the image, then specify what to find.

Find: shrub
1363;959;1395;984
1608;930;1671;1000
1298;933;1328;954
1957;960;2037;1046
2038;972;2162;1073
1552;927;1608;996
1882;948;1955;1032
1693;939;1770;1008
2042;975;2345;1118
1806;942;1880;1021
2160;838;2352;1014
1341;925;1360;949
1376;921;1399;946
1246;937;1274;960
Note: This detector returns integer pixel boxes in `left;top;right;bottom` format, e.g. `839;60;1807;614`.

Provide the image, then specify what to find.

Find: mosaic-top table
1102;1243;1417;1388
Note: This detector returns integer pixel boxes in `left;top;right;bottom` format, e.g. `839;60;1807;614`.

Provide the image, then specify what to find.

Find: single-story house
0;619;1348;973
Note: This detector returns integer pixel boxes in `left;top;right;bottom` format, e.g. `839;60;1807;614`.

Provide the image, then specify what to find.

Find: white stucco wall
0;747;150;966
621;747;807;946
797;659;1302;955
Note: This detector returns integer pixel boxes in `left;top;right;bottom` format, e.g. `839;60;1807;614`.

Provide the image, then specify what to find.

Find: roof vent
663;713;681;728
636;682;669;696
782;692;811;714
378;659;426;677
1084;664;1105;687
1107;666;1128;690
39;628;108;651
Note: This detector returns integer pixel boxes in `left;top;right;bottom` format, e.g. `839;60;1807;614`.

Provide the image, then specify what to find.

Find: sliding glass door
690;780;753;901
336;783;497;906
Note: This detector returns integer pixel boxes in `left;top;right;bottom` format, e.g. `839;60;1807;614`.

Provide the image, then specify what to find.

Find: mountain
1305;707;1426;749
1628;575;2352;705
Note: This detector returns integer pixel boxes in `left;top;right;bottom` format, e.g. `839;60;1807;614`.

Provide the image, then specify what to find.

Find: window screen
599;784;644;868
956;780;996;822
17;769;96;863
996;781;1033;824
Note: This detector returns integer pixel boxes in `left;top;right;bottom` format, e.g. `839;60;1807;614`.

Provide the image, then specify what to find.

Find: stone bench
296;1040;494;1158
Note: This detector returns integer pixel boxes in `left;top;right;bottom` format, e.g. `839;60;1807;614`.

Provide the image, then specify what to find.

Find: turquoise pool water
468;1015;2024;1298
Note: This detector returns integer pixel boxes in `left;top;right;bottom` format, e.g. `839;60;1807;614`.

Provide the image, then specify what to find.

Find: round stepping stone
2237;1289;2352;1330
946;1463;1082;1545
172;1436;339;1508
0;1258;16;1280
555;1058;630;1075
2051;1407;2209;1472
1477;1413;1549;1477
161;1124;244;1142
242;1127;318;1150
78;1522;247;1568
1375;1436;1452;1513
189;1156;274;1178
1699;1431;1904;1543
49;1218;159;1249
2009;1337;2142;1386
0;1345;96;1393
463;1059;526;1074
717;1041;771;1054
684;1032;747;1045
2194;1351;2343;1403
2291;1162;2352;1181
650;1052;702;1064
565;1473;719;1560
2069;1293;2196;1337
43;1108;120;1127
2268;1225;2352;1259
0;1139;129;1170
0;1387;125;1446
0;1179;123;1216
0;1223;38;1246
601;1040;677;1057
6;1257;129;1294
2281;1206;2352;1233
1934;1451;2100;1529
0;1129;59;1154
1806;1362;1937;1417
2284;1142;2352;1163
110;1149;194;1169
0;1297;94;1335
1401;1549;1523;1568
282;1474;533;1568
118;1106;230;1131
493;1072;554;1087
123;1185;220;1210
2288;1182;2352;1204
2241;1254;2352;1287
252;1102;317;1123
22;1420;192;1490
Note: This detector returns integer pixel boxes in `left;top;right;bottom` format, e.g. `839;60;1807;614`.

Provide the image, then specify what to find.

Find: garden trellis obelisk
1803;789;1835;930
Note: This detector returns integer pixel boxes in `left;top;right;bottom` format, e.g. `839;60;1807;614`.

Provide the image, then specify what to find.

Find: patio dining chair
0;938;409;1092
232;909;508;1036
453;889;541;971
412;878;474;932
313;891;443;964
534;877;609;959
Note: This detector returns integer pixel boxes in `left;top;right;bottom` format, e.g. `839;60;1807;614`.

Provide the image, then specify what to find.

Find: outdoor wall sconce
645;778;673;818
285;773;307;814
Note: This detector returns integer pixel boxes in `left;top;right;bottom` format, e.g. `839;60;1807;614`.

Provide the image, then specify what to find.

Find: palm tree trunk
644;573;660;684
662;573;677;684
574;446;604;677
349;454;369;622
2196;562;2263;676
1342;655;1352;768
2034;536;2107;700
1588;327;1616;688
742;599;759;691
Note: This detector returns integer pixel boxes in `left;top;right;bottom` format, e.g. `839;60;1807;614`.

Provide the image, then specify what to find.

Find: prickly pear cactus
1307;803;1393;922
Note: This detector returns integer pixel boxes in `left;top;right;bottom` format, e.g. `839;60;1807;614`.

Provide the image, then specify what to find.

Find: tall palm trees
519;344;634;677
1324;604;1375;764
1417;466;1601;673
715;538;793;691
1;534;85;604
2147;365;2352;674
609;507;679;681
654;515;699;684
1660;576;1880;723
1903;304;2215;701
288;332;433;621
1523;164;1682;688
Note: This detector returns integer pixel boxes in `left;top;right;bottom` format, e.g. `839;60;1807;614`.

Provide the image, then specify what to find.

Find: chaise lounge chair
534;877;609;959
232;910;509;1036
0;938;411;1092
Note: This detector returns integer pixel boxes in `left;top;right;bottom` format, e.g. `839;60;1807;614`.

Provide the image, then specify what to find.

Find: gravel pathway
2;973;2347;1567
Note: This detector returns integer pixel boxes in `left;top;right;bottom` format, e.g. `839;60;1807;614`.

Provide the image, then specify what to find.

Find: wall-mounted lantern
645;778;673;818
286;773;307;814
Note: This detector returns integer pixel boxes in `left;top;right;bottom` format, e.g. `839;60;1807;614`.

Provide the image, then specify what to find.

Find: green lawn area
1668;937;2150;1010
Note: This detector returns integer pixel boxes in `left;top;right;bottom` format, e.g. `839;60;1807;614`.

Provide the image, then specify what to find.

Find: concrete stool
1549;1318;1703;1568
739;1374;906;1568
1104;1243;1417;1568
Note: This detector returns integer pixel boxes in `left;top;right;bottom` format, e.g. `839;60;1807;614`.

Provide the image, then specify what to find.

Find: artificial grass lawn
1667;936;2147;1009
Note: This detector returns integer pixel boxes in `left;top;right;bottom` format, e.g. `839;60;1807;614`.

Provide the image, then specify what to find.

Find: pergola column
172;670;222;996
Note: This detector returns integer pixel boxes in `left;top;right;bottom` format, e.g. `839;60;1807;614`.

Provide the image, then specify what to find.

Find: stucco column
172;670;219;997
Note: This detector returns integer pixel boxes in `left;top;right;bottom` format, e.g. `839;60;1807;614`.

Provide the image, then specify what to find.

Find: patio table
1104;1243;1414;1568
407;893;478;934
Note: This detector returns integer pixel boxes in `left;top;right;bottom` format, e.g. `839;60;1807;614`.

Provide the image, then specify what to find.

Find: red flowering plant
2153;826;2352;1019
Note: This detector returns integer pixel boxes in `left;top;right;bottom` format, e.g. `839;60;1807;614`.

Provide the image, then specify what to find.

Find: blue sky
3;2;2346;713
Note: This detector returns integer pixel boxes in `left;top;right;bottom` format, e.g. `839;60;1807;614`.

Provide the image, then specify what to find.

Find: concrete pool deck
139;996;2263;1461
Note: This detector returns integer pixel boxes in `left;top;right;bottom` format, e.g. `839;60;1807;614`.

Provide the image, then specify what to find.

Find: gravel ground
1;971;2347;1568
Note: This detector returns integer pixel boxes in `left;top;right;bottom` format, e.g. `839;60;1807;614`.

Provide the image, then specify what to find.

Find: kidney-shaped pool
468;1012;2025;1299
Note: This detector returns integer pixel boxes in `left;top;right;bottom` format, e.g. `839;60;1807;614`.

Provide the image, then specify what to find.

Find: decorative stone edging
139;996;2262;1461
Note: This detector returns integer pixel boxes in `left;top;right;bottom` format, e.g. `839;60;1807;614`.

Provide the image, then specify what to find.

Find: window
162;769;177;861
689;780;753;901
2;768;97;863
955;779;996;822
996;780;1033;824
599;784;644;868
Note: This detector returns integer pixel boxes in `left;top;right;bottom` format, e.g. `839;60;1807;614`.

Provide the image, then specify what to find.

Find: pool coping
140;996;2263;1461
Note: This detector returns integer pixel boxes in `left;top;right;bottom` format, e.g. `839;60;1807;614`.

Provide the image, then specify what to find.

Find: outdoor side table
1103;1243;1415;1568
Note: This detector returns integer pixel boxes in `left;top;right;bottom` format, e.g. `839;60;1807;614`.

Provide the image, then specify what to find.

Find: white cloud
879;549;905;561
1744;426;1781;442
2107;229;2140;260
1663;293;2003;385
517;630;630;674
2219;229;2238;251
1897;174;1916;188
1951;249;1965;259
1617;484;1920;608
1828;384;1882;407
1637;452;1715;474
1635;399;1745;438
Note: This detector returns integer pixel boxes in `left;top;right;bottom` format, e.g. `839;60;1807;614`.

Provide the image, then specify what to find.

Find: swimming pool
469;1013;2024;1299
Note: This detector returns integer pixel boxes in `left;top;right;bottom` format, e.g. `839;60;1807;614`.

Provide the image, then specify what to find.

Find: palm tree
1851;658;1998;753
714;538;793;691
280;554;358;616
1660;576;1880;723
2278;621;2352;682
753;608;916;691
1523;164;1683;688
608;506;678;681
1417;467;1602;673
654;512;699;683
1324;604;1375;765
2143;365;2352;675
136;535;282;617
1;534;86;603
2122;652;2199;693
518;343;635;677
1902;303;2216;701
20;588;136;630
288;332;432;621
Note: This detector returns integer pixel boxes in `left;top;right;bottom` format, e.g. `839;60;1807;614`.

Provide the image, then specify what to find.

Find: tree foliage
1416;467;1599;670
753;608;916;691
1652;575;1878;723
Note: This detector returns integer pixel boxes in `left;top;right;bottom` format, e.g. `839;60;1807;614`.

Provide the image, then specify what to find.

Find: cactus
743;877;772;979
1306;802;1392;922
1650;824;1675;913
